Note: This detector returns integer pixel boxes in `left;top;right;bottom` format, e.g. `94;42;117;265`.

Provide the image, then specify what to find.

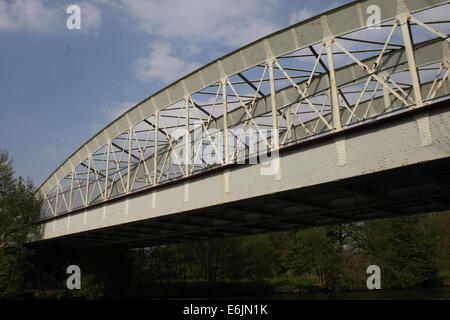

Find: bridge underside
32;156;450;250
31;0;450;250
32;102;450;250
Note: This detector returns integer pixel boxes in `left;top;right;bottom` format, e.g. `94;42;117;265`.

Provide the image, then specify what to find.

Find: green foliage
0;149;41;298
126;211;448;296
268;231;295;275
1;146;449;298
364;215;440;289
129;234;278;287
325;223;366;251
439;270;450;281
132;245;185;283
333;250;370;291
241;234;276;280
431;212;450;270
189;238;233;283
283;227;340;289
70;274;104;300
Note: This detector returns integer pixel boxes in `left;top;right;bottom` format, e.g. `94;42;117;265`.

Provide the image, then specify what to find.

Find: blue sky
0;0;352;187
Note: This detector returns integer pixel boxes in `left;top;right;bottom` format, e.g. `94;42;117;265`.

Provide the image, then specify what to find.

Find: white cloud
182;44;201;56
0;0;102;35
289;7;316;25
90;101;138;133
134;42;201;84
0;0;60;32
78;2;102;35
288;1;345;25
99;101;137;121
117;0;280;48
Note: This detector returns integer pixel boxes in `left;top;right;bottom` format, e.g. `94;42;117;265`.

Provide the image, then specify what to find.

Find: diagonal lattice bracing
38;0;450;218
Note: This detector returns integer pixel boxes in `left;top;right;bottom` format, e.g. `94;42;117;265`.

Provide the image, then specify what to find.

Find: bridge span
32;0;450;249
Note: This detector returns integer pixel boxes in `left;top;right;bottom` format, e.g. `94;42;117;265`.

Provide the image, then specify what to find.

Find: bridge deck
32;100;450;249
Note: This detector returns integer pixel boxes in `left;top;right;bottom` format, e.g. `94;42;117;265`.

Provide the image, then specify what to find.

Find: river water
239;286;450;300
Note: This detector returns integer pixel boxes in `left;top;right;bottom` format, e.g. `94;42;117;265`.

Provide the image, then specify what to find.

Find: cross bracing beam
98;43;450;208
36;0;450;219
41;70;450;215
33;144;450;248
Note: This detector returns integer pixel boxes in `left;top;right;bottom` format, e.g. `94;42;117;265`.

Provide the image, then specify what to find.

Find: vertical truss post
54;182;59;216
326;39;342;131
285;106;291;144
249;121;255;161
127;127;133;193
185;98;190;177
381;72;392;113
69;169;74;211
269;60;279;150
154;113;159;186
400;15;423;108
85;155;91;206
223;79;229;164
104;142;110;200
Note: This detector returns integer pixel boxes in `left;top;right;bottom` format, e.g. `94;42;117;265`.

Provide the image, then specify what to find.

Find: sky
0;0;353;188
1;0;449;191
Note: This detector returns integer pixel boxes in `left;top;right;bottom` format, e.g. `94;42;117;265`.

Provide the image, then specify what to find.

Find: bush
364;215;441;289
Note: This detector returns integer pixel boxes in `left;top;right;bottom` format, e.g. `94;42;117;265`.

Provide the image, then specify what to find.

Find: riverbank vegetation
122;213;449;298
0;148;449;299
71;211;449;299
0;150;41;298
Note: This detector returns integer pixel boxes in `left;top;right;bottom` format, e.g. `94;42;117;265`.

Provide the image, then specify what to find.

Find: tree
190;238;234;283
284;227;340;289
268;231;295;276
0;149;41;297
241;234;276;280
429;211;450;271
325;223;365;252
363;215;440;289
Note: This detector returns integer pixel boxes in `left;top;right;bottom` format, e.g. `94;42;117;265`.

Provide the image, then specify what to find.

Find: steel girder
37;0;450;219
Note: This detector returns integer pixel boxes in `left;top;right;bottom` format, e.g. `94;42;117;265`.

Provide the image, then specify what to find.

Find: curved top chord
37;0;450;220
